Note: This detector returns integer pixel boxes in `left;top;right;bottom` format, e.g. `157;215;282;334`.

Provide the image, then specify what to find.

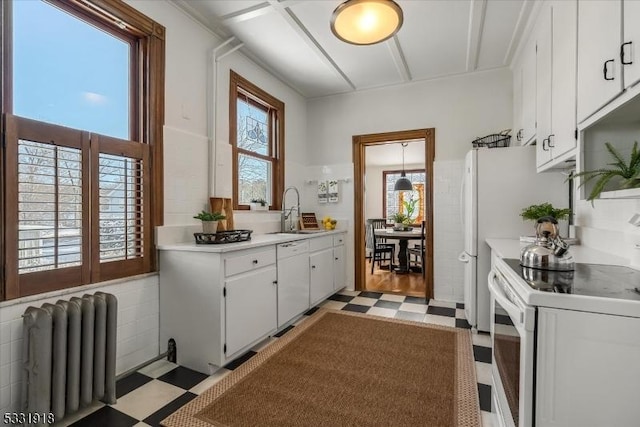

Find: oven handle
488;270;525;327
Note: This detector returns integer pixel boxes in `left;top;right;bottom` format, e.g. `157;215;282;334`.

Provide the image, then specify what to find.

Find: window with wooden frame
383;169;426;225
230;71;284;210
0;0;165;300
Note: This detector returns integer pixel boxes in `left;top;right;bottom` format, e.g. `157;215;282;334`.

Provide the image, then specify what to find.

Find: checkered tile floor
60;290;495;427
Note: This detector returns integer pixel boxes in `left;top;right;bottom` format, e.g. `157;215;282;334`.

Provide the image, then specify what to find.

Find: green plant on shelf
250;198;268;207
570;141;640;202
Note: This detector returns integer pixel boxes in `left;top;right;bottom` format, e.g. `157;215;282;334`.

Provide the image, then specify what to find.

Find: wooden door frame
353;128;435;298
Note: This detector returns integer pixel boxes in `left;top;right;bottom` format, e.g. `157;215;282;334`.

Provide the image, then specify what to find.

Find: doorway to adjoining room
353;129;435;299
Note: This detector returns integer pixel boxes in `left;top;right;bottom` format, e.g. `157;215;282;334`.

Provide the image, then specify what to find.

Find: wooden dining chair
408;221;426;277
366;221;395;273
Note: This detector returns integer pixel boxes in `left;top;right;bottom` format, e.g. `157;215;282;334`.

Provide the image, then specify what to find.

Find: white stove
489;254;640;427
496;257;640;317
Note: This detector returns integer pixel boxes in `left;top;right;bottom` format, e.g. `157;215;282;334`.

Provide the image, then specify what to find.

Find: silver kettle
520;216;574;271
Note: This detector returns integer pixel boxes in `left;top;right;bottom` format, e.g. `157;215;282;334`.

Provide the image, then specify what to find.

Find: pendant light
394;142;413;191
330;0;404;46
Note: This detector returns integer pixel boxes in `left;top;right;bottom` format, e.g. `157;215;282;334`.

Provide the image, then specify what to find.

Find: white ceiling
365;140;424;167
172;0;533;98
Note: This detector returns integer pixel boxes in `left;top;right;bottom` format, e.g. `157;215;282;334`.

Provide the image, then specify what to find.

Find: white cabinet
513;37;537;145
536;0;578;170
536;307;640;427
309;233;347;305
575;0;640;123
309;245;334;306
623;0;640;89
225;266;277;356
276;240;310;328
333;244;345;291
159;245;278;373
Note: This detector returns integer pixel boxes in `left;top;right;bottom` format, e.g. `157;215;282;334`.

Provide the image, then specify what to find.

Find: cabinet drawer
224;247;276;277
333;234;345;246
309;235;333;252
277;240;309;258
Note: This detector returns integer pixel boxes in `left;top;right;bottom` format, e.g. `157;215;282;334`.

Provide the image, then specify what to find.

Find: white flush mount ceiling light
330;0;404;45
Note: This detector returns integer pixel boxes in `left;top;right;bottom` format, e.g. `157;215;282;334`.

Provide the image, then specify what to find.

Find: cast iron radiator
21;292;117;423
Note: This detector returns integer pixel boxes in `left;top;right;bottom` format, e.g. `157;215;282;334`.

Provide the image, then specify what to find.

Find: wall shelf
598;187;640;199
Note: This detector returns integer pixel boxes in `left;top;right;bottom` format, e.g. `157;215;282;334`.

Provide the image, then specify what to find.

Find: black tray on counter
194;229;252;244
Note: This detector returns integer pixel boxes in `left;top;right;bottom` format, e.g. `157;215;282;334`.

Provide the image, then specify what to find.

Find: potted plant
402;196;418;225
519;203;571;222
520;203;571;238
193;210;226;233
249;198;268;211
569;141;640;202
390;212;409;229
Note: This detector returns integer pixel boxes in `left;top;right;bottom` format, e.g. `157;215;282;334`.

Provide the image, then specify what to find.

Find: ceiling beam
466;0;487;72
220;2;272;24
387;36;412;82
265;0;356;90
503;0;536;66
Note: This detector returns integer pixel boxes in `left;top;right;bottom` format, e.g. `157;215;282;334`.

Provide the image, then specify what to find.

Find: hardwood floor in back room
365;259;425;297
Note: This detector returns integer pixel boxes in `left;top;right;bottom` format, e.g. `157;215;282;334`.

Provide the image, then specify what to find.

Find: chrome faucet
281;186;300;232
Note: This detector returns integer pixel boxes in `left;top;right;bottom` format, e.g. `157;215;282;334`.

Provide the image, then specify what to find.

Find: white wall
0;275;158;415
306;69;513;299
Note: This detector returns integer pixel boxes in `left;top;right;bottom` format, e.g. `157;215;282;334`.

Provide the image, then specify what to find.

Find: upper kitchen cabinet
536;0;578;171
623;0;640;89
577;0;629;123
513;36;537;146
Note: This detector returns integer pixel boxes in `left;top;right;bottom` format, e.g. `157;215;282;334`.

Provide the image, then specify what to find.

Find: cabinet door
277;253;310;328
309;249;334;306
623;0;640;89
333;245;345;291
521;38;537;145
536;307;640;427
536;4;553;168
577;0;622;123
513;64;523;145
549;0;577;159
225;266;277;357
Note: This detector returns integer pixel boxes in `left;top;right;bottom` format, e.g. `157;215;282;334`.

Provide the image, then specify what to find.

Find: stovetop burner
503;258;640;301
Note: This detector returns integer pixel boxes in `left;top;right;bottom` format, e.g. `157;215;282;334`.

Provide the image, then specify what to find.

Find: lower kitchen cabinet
159;231;347;373
333;244;345;290
309;233;346;305
159;245;278;373
310;248;334;306
536;307;640;426
225;266;277;356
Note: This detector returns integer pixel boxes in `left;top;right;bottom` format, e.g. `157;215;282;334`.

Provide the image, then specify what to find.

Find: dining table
373;228;424;274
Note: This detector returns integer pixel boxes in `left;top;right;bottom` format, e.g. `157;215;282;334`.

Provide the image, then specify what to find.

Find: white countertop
485;238;628;266
157;229;346;253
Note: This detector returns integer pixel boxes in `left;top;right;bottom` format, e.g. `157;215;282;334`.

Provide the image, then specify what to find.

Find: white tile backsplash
0;274;160;415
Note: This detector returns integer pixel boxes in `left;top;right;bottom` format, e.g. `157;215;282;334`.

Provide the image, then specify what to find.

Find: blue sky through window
13;0;130;139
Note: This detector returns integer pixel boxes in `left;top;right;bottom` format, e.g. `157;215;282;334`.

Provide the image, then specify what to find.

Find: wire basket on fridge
471;129;512;148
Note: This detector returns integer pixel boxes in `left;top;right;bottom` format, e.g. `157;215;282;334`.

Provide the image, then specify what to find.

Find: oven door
488;269;536;427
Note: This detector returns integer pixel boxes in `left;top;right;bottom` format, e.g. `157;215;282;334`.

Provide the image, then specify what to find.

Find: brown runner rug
162;309;481;427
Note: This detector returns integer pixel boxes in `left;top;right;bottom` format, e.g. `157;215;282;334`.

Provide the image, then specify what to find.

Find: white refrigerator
458;146;568;332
